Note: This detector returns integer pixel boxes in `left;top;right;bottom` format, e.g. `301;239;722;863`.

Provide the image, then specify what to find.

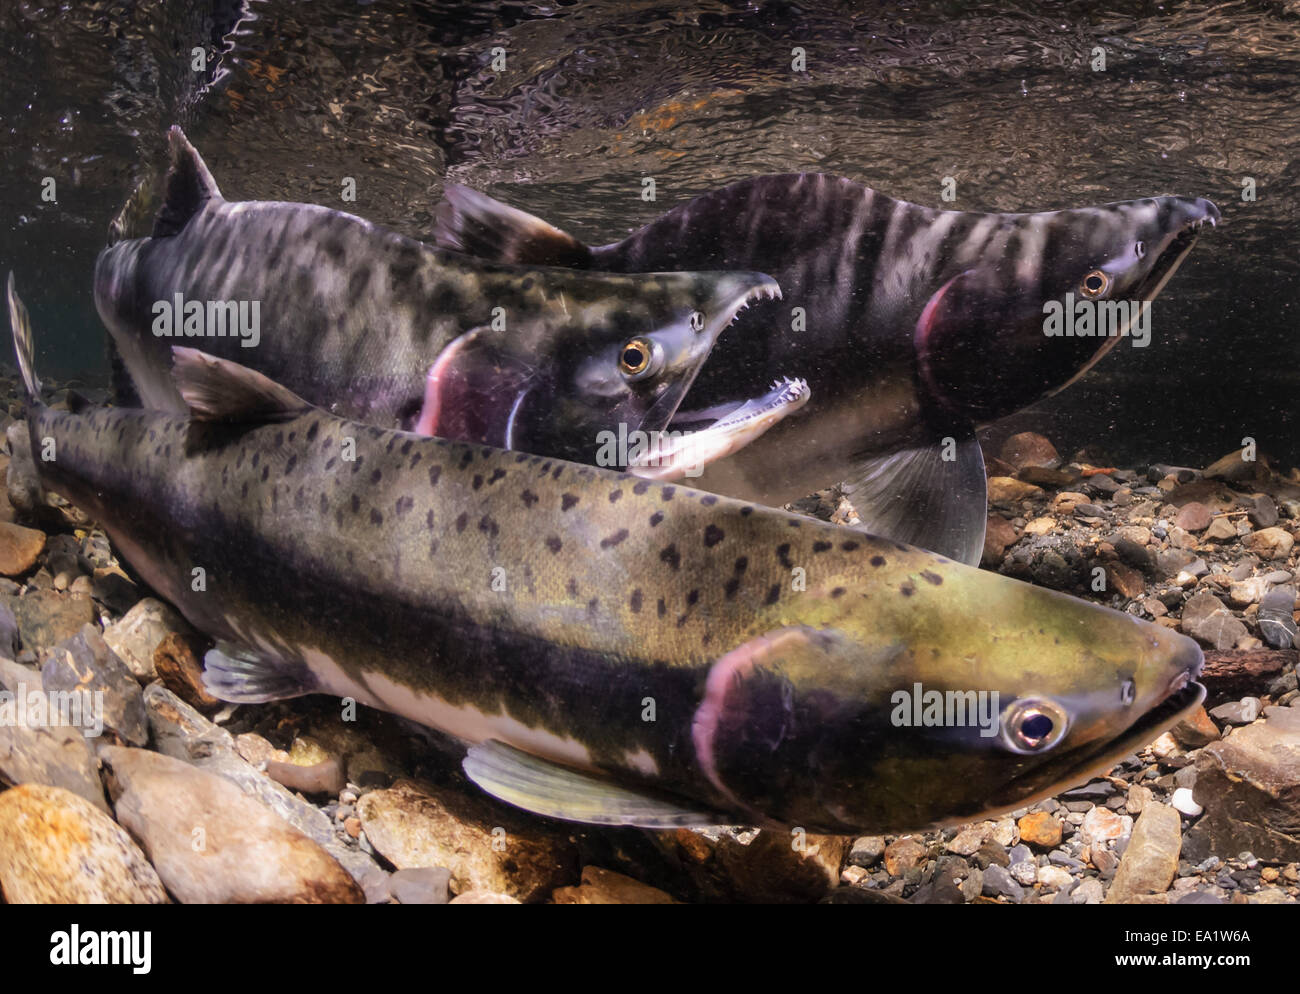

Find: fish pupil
1020;712;1054;743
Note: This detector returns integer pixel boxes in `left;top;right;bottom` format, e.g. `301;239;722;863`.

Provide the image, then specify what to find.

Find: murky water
2;0;1298;466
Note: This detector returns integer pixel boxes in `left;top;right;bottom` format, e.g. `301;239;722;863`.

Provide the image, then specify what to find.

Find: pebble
1125;784;1152;814
100;745;363;903
980;863;1024;903
1080;807;1130;845
1037;865;1073;891
1258;586;1298;649
1204;517;1237;542
7;590;95;654
1244;526;1294;561
848;835;886;867
1171;788;1203;817
1248;496;1279;528
1009;860;1037;885
1173;502;1212;532
1171;707;1220;748
0;783;167;903
357;779;579;903
883;837;928;875
1001;432;1060;471
152;631;222;711
1102;805;1183;903
1180;591;1248;651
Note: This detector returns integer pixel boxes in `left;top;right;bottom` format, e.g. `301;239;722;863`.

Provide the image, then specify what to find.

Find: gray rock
1157;549;1197;577
1249;496;1279;529
1071;877;1105;903
1180;591;1249;651
980;863;1024;902
389;866;452;905
1208;697;1261;725
40;623;147;746
848;835;886;868
1009;860;1037;886
1258;586;1298;650
4;590;95;654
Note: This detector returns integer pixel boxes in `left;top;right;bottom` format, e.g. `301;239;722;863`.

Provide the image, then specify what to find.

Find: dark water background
2;0;1298;469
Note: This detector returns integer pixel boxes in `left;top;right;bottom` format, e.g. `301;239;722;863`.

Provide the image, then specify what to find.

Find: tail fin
7;273;41;403
432;184;593;267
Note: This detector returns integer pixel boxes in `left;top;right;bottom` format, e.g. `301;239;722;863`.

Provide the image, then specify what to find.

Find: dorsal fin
432;184;593;267
171;347;311;423
152;126;223;238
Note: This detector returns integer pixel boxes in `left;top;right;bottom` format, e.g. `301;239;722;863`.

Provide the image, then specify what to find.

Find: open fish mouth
630;376;810;480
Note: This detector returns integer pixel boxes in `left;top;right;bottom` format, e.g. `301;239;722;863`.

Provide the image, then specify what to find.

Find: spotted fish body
435;175;1219;563
10;279;1204;833
93;129;780;465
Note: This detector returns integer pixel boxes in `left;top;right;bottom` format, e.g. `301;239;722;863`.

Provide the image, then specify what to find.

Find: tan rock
1017;811;1063;849
1051;491;1089;514
883;836;927;876
1172;706;1220;748
100;746;362;904
552;866;678;904
0;783;168;903
1245;527;1295;561
1104;804;1181;903
1204;517;1237;542
1000;432;1060;471
982;515;1019;565
102;598;190;682
1023;516;1057;536
1106;563;1146;600
153;632;221;711
356;779;578;902
988;477;1043;503
0;522;44;577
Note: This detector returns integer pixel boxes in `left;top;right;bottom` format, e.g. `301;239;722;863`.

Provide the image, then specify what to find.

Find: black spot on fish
546;535;562;554
429;465;442;486
395;495;414;516
700;495;718;506
426;510;435;529
285;454;298;474
831;587;846;598
472;475;483;490
657;598;667;618
552;466;564;481
787;519;801;528
629;589;642;613
370;508;383;526
600;529;629;549
567;578;579;597
660;545;681;570
561;493;579;511
842;541;860;552
921;570;943;585
608;489;623;503
633;480;650;495
587;597;599;616
455;512;468;532
740;506;754;516
765;584;781;605
488;469;506;485
252;452;260;468
870;555;886;567
319;493;328;514
813;541;832;553
274;431;284;447
514;453;528;463
261;466;270;482
900;581;915;597
521;489;539;507
459;451;473;470
649;511;664;527
241;481;249;499
325;457;337;471
351;494;361;514
734;556;748;573
704;525;725;548
348;267;371;299
776;543;793;569
724;577;740;599
686;589;699;606
661;486;675;501
478;515;499;538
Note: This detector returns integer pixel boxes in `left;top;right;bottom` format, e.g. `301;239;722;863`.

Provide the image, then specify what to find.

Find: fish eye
1000;697;1069;754
1079;269;1109;298
1120;679;1136;706
1134;241;1147;259
618;337;663;382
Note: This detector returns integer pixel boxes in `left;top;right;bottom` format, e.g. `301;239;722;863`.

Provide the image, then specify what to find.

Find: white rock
1171;787;1204;817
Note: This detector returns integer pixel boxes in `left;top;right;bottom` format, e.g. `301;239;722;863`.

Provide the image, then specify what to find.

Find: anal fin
463;740;725;829
201;642;316;704
840;430;988;565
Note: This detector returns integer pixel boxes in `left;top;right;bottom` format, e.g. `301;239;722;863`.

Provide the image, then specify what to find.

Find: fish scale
9;271;1205;832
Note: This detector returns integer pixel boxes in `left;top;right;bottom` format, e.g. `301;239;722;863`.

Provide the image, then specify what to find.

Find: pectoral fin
840;432;987;565
463;740;725;828
415;328;537;447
